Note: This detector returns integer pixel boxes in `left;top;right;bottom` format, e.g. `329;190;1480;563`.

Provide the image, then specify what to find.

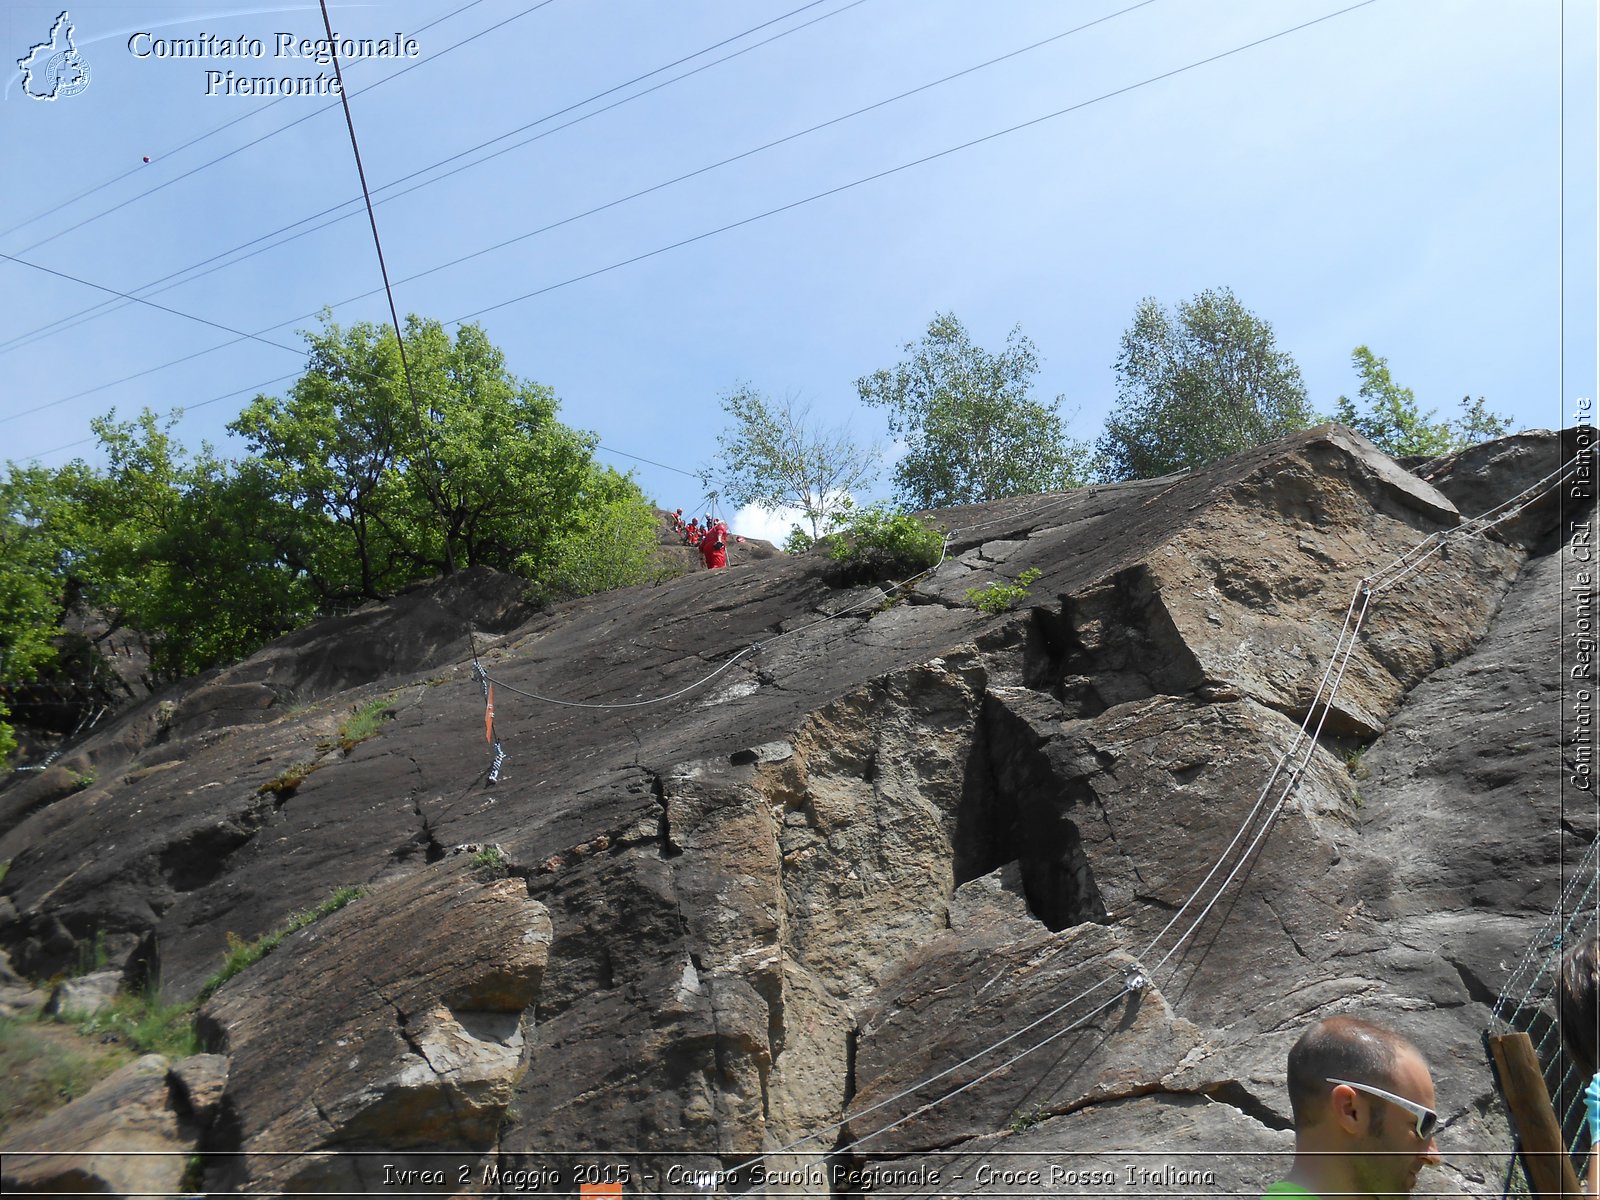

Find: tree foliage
820;504;945;584
857;313;1089;509
522;465;660;604
1099;287;1315;480
1455;394;1512;445
67;411;319;679
0;316;654;767
1333;345;1511;456
230;316;605;599
704;385;878;540
1332;346;1453;458
0;463;89;763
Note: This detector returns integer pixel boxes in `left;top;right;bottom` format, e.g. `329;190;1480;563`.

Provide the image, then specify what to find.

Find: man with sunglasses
1262;1016;1442;1200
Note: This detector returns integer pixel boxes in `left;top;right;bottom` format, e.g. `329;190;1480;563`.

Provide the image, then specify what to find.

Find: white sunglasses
1326;1077;1439;1140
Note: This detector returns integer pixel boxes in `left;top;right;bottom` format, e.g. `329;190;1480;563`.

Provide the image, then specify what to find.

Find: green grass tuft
196;886;363;1004
821;506;945;578
0;1017;131;1136
74;929;109;975
74;990;200;1059
471;845;507;873
1006;1103;1049;1134
966;568;1042;615
338;697;393;753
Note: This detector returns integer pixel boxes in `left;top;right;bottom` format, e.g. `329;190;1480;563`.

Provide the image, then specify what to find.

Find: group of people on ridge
668;508;731;570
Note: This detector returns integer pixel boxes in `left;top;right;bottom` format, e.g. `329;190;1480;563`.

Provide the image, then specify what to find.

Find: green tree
233;314;654;601
1455;394;1512;444
1333;347;1513;457
820;504;945;582
0;319;658;757
230;319;411;600
73;410;316;679
0;462;89;767
1333;346;1455;457
704;385;878;541
388;319;598;579
856;313;1089;509
1465;396;1510;444
526;465;659;602
1099;287;1315;479
232;315;610;596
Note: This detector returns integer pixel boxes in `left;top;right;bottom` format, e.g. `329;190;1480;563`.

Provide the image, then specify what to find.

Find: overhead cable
449;0;1381;323
0;252;305;422
0;0;861;358
10;0;1375;457
5;0;561;259
3;0;1152;361
0;0;495;243
315;0;445;523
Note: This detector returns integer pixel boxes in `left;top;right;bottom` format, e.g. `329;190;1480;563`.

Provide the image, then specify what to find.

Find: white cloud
730;488;865;546
731;503;805;546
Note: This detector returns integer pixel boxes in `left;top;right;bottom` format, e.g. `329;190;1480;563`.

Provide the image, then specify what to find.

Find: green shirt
1261;1182;1321;1200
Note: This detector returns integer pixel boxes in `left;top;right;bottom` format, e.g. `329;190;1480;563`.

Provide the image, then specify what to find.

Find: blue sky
2;0;1595;542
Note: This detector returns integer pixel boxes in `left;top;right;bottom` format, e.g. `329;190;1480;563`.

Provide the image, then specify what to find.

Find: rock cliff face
0;425;1592;1196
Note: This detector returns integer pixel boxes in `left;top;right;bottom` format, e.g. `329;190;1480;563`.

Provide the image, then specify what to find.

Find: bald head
1287;1017;1426;1129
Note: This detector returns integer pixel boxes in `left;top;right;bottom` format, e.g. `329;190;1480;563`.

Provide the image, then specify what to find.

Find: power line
5;0;561;260
0;0;863;360
0;0;1131;415
4;269;705;479
19;373;305;461
452;0;1381;326
11;0;1377;466
0;0;496;244
5;0;1329;435
595;446;700;479
23;404;697;493
1;0;1134;428
247;0;1155;350
316;0;444;537
3;275;706;478
0;252;304;423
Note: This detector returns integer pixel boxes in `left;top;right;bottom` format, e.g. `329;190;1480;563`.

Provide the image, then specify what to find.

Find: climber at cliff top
700;517;729;570
1261;1016;1441;1200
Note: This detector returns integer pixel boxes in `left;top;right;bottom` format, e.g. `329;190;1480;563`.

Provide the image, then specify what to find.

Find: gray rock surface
47;968;122;1017
0;948;46;1017
200;858;551;1193
0;423;1587;1193
0;1054;197;1196
1415;428;1580;550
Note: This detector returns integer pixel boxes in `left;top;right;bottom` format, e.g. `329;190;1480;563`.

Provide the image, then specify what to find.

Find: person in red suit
700;519;729;569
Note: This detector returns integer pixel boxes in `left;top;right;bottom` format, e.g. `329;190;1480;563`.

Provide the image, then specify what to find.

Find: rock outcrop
0;423;1591;1196
0;1051;226;1195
